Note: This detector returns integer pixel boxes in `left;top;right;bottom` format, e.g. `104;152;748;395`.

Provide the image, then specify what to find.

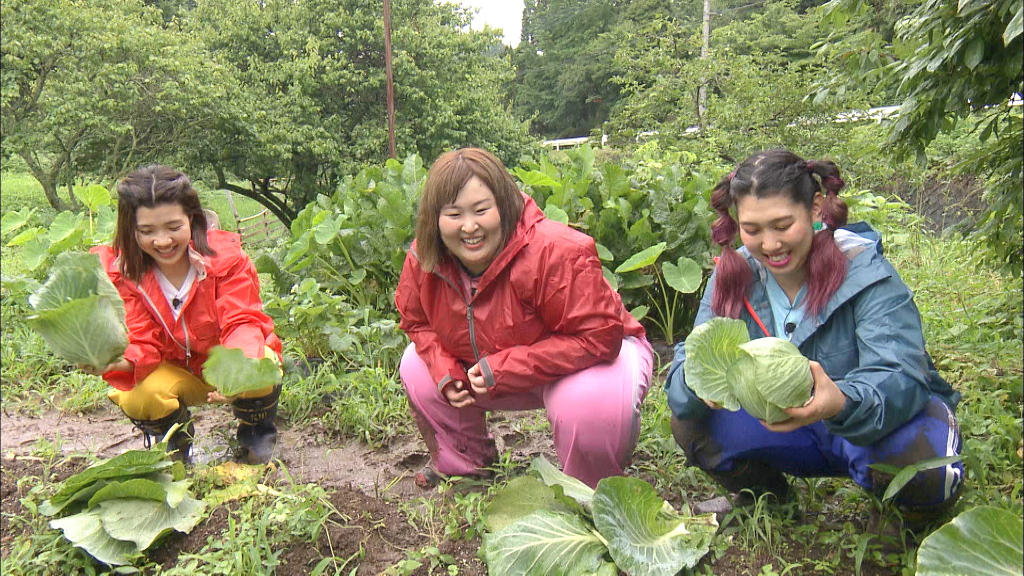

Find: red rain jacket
395;193;646;398
92;230;282;391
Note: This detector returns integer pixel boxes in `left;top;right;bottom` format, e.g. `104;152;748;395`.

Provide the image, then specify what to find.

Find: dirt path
0;404;555;501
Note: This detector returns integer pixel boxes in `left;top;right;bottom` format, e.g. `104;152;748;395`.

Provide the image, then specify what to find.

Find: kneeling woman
83;165;282;464
666;149;962;529
396;148;654;488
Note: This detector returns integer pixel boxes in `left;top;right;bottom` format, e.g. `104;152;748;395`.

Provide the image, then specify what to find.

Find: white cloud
454;0;525;47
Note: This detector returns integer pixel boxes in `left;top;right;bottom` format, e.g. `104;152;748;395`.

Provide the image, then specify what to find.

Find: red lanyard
744;298;771;338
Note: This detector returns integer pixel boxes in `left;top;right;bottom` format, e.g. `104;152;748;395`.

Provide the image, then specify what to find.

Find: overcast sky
455;0;525;47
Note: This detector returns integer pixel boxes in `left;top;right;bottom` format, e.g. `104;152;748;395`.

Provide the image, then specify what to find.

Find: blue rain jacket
665;224;960;447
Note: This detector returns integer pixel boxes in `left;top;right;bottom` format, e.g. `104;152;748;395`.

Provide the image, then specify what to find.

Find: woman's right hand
79;358;133;377
703;399;722;410
443;380;475;408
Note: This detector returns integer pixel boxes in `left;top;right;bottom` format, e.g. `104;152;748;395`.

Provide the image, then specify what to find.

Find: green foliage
26;252;128;369
915;506;1023;575
481;457;718;575
42;447;205;566
683;317;750;410
515;144;715;341
202;346;282;397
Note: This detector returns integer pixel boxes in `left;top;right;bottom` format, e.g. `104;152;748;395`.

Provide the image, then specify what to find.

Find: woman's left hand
761;361;846;433
466;364;489;396
207;390;238;404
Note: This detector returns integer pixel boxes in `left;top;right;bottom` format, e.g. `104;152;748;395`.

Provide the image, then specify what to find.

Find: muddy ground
1;405;899;575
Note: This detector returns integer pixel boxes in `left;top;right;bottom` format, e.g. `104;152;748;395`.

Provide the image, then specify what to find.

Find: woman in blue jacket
666;149;962;529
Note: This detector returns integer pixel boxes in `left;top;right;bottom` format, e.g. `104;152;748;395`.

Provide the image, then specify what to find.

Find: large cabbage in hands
28;252;128;368
683;318;813;424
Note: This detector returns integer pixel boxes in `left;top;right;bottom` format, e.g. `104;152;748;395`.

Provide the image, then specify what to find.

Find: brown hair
414;148;524;272
114;165;215;281
710;148;849;318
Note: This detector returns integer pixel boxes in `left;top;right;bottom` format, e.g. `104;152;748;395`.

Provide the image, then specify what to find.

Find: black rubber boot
232;384;281;464
127;404;194;464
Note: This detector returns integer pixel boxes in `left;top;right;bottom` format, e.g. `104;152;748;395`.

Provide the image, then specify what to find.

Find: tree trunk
19;151;70;212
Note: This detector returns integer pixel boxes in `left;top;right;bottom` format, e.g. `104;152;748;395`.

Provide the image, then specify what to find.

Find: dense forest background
2;0;1021;273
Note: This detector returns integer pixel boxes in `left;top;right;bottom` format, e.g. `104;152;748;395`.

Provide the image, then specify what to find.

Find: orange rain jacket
92;230;282;391
395;193;646;398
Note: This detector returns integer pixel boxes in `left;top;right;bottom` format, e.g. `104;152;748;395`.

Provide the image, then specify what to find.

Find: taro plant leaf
682;318;749;410
480;510;609;576
49;509;139;566
592;477;718;576
530;456;595;511
1;208;34;236
601;266;619;291
5;226;45;247
75;184;113;212
916;506;1023;576
202;346;282;397
483;476;577;533
27;252;128;367
595;243;614;262
728;338;813;424
662;257;702;294
98;495;206;550
869;455;964;503
544;204;570;224
614;242;667;274
22;238;51;271
630;305;649;321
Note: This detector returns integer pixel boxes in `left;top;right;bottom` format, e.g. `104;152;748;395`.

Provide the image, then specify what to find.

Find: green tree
0;0;233;211
185;0;536;225
818;0;1023;274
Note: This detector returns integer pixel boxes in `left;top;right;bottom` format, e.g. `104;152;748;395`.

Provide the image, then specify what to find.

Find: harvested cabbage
28;252;128;368
202;346;281;397
728;338;813;423
684;319;813;423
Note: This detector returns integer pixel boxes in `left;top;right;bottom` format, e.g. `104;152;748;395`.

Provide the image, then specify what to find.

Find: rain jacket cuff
477;357;496;390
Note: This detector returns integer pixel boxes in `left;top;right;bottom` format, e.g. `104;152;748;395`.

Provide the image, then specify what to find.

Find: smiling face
735;193;822;296
438;176;503;275
134;203;192;277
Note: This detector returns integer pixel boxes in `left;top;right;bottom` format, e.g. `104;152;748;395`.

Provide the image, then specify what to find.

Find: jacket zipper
134;283;193;370
433;270;481;363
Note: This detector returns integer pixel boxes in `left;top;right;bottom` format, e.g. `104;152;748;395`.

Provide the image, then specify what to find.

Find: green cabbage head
28;252;128;368
684;319;813;423
727;338;813;423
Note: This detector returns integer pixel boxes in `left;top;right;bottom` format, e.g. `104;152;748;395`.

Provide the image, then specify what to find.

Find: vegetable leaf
202;346;282;397
480;511;608;576
98;495;206;550
592;477;718;576
483;476;578;533
530;456;595;511
27;252;128;368
728;338;813;424
683;318;749;410
916;506;1023;575
42;450;172;515
49;510;140;566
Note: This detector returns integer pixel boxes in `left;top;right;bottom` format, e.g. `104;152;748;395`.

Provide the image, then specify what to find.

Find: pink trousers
400;337;654;488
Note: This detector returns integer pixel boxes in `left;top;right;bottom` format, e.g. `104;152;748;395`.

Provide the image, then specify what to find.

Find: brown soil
1;405;906;575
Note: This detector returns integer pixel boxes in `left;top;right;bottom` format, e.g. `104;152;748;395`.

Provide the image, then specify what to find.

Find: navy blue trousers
684;397;963;510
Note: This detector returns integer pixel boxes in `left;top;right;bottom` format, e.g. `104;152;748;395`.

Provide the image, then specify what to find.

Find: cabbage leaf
480;510;609;576
27;251;127;368
728;338;813;423
683;317;749;410
202;345;282;397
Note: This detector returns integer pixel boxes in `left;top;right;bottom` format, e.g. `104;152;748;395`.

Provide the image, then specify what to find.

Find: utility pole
383;0;397;159
697;0;710;131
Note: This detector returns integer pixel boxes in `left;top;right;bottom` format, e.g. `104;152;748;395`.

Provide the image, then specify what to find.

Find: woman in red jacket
395;148;654;488
82;165;282;464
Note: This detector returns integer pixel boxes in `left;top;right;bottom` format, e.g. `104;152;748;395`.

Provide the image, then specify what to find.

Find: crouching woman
666;149;963;530
82;165;283;464
395;147;654;488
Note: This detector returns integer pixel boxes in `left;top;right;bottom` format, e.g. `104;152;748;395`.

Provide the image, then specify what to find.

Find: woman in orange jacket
82;165;283;464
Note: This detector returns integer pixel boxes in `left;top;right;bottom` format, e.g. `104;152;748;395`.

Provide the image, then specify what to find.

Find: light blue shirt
764;274;805;340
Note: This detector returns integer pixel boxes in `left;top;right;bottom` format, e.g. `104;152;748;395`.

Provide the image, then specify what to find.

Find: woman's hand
207;390;238;404
466;364;489;396
703;399;723;410
761;361;847;433
443;380;475;408
78;358;133;377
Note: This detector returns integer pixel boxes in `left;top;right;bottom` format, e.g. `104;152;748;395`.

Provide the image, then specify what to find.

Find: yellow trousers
108;347;279;421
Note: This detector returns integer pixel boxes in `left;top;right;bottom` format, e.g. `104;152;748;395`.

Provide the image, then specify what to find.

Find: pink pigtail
709;179;751;318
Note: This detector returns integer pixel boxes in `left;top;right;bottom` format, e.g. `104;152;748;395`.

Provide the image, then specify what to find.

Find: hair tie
727;171;736;182
805;160;816;173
